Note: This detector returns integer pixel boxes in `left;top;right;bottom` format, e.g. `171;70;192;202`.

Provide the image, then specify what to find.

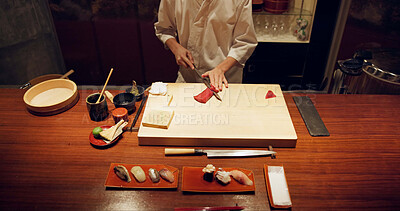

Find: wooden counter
0;88;399;210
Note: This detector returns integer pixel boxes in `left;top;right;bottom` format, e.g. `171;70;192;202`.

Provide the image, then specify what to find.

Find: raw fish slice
194;88;213;104
194;85;219;104
265;90;276;99
130;166;146;183
229;170;253;186
149;168;160;183
209;84;219;93
114;165;131;183
215;168;231;185
159;168;174;183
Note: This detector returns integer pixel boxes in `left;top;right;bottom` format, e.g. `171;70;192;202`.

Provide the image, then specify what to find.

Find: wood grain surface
139;83;297;147
0;88;399;210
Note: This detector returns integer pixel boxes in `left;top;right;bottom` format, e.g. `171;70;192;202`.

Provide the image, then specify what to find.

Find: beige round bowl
23;79;79;116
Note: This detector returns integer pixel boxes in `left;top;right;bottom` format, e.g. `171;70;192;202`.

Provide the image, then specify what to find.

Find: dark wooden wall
337;0;400;60
0;0;66;85
49;0;178;86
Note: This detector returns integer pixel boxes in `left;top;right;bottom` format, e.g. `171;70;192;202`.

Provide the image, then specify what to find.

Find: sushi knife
192;64;222;101
165;148;276;158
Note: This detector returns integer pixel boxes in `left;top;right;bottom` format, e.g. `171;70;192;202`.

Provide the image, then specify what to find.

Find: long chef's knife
165;148;276;158
192;65;222;101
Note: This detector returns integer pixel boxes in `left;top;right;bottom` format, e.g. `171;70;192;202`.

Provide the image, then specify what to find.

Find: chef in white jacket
154;0;257;91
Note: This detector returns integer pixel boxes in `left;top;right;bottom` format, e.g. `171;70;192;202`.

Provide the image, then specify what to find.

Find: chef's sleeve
154;0;177;49
227;0;258;67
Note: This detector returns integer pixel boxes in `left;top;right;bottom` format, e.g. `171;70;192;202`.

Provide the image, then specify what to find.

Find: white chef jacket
154;0;258;83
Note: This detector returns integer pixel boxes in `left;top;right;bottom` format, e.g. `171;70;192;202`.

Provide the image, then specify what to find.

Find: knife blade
192;65;222;101
165;148;276;158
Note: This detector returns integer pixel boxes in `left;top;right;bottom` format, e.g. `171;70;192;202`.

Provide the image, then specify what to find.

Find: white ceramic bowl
23;79;79;115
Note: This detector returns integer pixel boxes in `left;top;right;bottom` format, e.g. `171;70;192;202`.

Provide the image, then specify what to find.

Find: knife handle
165;148;202;155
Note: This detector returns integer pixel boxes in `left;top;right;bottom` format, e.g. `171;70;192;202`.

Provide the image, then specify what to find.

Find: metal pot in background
330;49;400;94
357;49;400;94
331;58;364;94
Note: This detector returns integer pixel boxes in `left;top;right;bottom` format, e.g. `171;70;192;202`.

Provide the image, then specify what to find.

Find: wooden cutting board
138;83;297;147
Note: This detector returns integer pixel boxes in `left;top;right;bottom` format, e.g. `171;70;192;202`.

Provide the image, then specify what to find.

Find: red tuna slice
194;83;220;104
194;88;214;104
265;90;276;99
209;84;219;93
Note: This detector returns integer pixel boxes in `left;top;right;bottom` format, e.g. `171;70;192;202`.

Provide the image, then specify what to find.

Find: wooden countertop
0;88;399;210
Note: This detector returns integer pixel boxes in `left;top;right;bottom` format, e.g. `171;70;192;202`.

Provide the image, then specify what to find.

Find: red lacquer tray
104;163;179;189
181;167;255;192
264;164;292;209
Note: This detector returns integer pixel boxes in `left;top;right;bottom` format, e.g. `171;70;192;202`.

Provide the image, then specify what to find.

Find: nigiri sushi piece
114;165;131;183
215;168;231;185
202;164;216;182
229;170;253;186
130;166;146;183
159;168;174;183
149;168;160;183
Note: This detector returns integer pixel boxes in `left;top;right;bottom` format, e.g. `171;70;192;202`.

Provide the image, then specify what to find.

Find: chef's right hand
166;38;194;69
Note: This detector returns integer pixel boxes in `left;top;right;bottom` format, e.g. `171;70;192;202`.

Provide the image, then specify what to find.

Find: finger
212;73;220;91
213;74;219;91
185;53;194;70
184;51;194;69
201;72;209;78
180;61;188;68
209;74;216;89
176;57;185;67
182;56;193;69
217;75;223;91
223;77;229;88
216;79;221;91
187;51;194;64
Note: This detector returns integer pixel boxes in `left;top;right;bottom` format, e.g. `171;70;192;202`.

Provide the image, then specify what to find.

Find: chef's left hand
202;67;228;92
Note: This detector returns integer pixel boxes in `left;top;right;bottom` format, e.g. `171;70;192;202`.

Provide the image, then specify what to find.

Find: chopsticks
60;69;74;79
127;94;148;132
97;68;114;103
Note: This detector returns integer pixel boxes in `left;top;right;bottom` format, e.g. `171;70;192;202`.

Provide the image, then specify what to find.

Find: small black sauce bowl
125;85;145;101
113;93;137;114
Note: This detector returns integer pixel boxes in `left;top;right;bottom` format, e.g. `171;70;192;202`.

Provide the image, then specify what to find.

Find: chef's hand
201;57;238;91
165;38;194;69
202;67;228;92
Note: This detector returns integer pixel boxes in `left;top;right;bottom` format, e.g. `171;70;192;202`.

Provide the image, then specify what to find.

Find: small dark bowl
113;93;137;114
125;85;145;101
